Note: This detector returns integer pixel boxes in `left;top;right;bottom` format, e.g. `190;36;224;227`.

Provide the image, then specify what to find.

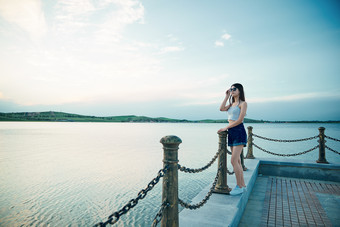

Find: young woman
218;83;247;195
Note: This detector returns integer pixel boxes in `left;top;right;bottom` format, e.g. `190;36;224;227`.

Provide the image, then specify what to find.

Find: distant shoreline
0;111;339;123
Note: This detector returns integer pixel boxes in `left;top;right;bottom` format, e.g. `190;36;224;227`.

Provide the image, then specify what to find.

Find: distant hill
0;111;338;123
0;111;186;122
0;111;262;123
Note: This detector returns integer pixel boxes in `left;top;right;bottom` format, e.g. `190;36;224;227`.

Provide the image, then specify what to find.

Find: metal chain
325;135;340;142
94;166;169;227
178;150;220;173
151;201;170;227
178;162;222;210
325;145;340;155
252;133;318;143
227;169;234;175
253;143;319;157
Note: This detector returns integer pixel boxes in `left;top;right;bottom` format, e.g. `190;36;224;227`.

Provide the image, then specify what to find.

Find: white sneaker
230;185;244;196
232;185;240;190
242;186;247;192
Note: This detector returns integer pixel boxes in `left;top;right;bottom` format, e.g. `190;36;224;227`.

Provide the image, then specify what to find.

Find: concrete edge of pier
178;158;340;227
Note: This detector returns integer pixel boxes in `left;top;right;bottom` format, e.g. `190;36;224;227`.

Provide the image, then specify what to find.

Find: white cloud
215;41;224;47
0;42;163;106
0;0;162;107
94;0;144;44
0;0;47;41
56;0;95;15
215;32;232;47
222;33;231;40
54;0;95;34
53;0;145;44
159;34;184;53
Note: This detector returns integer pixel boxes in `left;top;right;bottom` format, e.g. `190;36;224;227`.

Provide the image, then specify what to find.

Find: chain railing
324;135;340;155
253;143;319;157
94;166;169;227
179;162;222;209
151;201;170;227
176;131;233;212
325;135;340;142
252;134;318;143
95;126;339;227
177;150;219;173
158;132;232;227
94;132;232;227
245;126;340;164
177;149;235;174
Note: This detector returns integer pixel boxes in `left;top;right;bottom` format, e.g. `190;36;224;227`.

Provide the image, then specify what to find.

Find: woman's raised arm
220;90;231;111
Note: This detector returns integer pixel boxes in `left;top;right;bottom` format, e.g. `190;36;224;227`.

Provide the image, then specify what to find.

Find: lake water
0;122;339;226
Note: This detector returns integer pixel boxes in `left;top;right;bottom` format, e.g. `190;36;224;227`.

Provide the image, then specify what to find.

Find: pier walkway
240;176;340;227
179;159;340;227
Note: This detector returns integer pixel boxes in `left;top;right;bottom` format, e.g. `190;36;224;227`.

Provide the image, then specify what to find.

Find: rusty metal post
246;126;255;159
213;131;231;194
316;127;328;164
160;135;181;227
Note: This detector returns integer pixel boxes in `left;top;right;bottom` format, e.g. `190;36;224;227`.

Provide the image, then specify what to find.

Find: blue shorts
228;123;247;147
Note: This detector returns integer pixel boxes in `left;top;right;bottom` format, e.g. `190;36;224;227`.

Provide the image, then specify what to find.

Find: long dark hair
229;83;245;104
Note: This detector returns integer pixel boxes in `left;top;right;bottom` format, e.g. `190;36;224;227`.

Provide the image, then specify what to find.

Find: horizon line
0;110;339;123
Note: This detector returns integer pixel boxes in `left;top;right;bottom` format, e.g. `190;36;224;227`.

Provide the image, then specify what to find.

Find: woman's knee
231;156;239;166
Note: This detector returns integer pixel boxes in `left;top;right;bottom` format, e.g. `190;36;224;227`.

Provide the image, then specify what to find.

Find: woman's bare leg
231;145;246;187
238;149;245;186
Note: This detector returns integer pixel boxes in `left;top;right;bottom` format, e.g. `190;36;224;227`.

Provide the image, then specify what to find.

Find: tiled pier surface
240;176;340;227
179;159;340;227
179;159;260;227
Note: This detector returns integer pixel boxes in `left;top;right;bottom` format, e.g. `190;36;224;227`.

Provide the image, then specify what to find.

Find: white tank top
227;103;241;121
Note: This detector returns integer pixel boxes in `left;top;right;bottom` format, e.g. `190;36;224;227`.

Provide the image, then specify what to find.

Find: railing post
246;126;255;159
316;127;329;164
160;135;182;227
241;149;247;171
213;131;231;194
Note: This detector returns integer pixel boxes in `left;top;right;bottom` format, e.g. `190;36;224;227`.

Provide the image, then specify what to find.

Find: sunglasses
230;87;237;91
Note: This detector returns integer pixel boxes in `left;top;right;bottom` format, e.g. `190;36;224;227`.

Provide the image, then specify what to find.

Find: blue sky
0;0;339;121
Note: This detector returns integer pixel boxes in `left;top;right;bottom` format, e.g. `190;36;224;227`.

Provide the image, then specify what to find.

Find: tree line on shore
0;111;338;123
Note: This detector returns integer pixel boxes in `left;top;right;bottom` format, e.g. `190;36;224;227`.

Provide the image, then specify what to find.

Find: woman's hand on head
226;89;230;97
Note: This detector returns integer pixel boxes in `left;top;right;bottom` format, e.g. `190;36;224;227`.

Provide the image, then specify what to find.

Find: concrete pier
240;175;340;226
179;159;340;227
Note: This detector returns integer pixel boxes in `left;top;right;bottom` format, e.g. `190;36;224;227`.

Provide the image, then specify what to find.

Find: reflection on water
0;122;339;226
